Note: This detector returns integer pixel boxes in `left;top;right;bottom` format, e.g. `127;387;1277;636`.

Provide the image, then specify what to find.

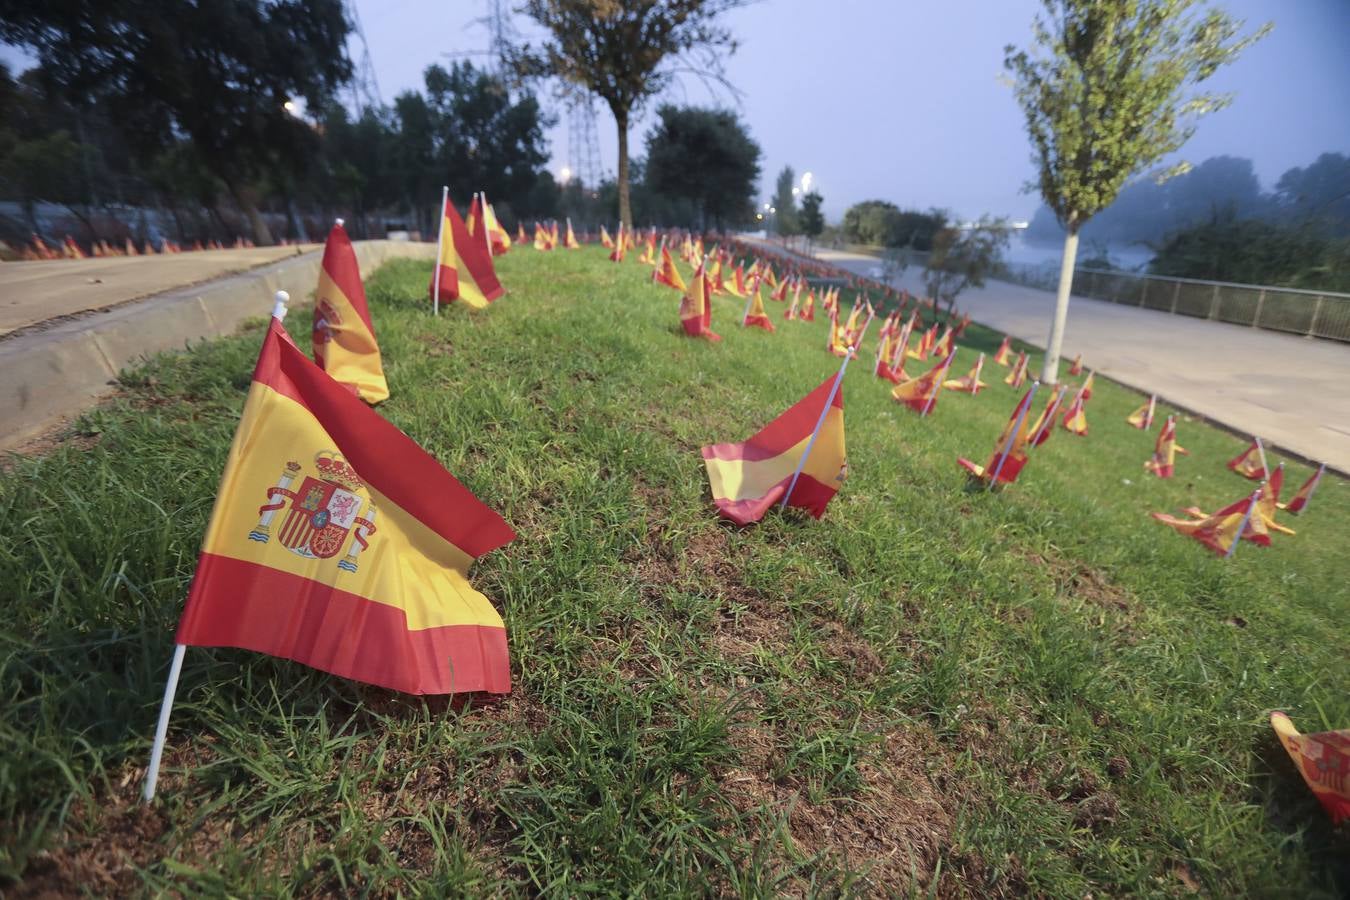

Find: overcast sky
7;0;1348;222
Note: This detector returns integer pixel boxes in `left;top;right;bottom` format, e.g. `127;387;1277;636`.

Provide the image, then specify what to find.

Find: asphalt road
815;247;1350;473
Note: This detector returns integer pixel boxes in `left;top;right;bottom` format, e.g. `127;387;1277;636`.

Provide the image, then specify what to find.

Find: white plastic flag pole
989;381;1040;490
479;192;493;258
142;642;187;803
1255;436;1270;477
1301;463;1327;509
971;353;985;396
1145;394;1157;430
1031;384;1065;447
921;351;956;417
740;275;758;326
1226;489;1261;559
431;185;448;316
780;314;875;511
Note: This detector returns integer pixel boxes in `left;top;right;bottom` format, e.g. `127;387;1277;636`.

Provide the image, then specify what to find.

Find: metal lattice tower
346;1;383;115
566;97;603;189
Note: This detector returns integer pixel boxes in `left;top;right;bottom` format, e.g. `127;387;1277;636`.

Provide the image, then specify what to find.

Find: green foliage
1150;214;1350;291
798;191;825;242
1274;152;1350;236
841;200;947;249
1005;0;1269;233
0;251;1346;895
644;105;761;230
771;166;799;236
924;218;1013;314
513;0;748;228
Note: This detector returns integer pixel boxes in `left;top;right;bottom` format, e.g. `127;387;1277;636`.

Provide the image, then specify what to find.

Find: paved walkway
0;245;320;337
815;248;1350;473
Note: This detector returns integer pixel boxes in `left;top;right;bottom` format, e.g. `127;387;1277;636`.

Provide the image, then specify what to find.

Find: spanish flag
1255;465;1296;535
1152;490;1268;556
639;231;657;264
892;351;955;415
724;264;749;298
992;335;1013;366
1004;351;1028;388
943;352;986;394
533;222;553;251
516;221;528;245
701;376;847;525
679;263;721;342
312;221;389;404
1228;440;1268;480
959;386;1038;485
173;314;516;695
600;224;614;249
609;224;626;262
480;195;511;255
1143;415;1187;478
1270;712;1350;825
932;326;954;360
1028;384;1067;447
1080;370;1095;399
1068;353;1083;376
1279;464;1325;514
429;194;503;310
1061;387;1088;435
1126;395;1156;430
653;245;687;292
801;289;816;322
741;277;775;332
564;218;581;249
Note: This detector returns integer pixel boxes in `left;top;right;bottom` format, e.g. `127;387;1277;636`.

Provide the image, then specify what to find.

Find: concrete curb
1;240;435;450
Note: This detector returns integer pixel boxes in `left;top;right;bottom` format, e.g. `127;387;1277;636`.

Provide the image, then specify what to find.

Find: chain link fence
1000;264;1350;343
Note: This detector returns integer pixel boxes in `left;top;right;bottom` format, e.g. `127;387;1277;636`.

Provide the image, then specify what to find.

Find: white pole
1145;394;1156;430
1255;436;1269;477
271;290;289;322
1226;489;1261;559
142;643;187;803
921;351;956;417
781;315;875;510
479;192;493;259
971;353;985;396
431;185;448;316
1031;384;1065;447
989;382;1040;489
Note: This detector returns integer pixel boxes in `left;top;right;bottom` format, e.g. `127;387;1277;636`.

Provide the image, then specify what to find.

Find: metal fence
999;265;1350;343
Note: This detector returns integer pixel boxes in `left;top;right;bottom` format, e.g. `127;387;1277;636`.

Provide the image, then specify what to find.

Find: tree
771;166;799;241
644;105;761;230
1;0;354;245
1004;0;1267;384
799;191;825;252
514;0;747;230
840;200;946;249
1274;153;1350;236
923;219;1011;318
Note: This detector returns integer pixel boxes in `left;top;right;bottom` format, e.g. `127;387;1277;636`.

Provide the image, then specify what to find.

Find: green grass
2;246;1347;896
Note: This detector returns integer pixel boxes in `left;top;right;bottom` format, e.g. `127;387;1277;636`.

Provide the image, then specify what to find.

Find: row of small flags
11;233;267;260
138;204;1344;825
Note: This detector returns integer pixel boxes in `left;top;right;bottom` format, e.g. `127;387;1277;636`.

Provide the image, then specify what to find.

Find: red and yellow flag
701;376;847;525
639;231;657;264
532;222;554;251
932;326;954;359
173;316;516;695
1028;385;1067;447
609;224;626;262
1279;464;1325;514
993;336;1013;366
516;221;528;245
1004;351;1028;388
1255;465;1296;535
724;264;749;298
1152;491;1268;556
564;218;581;249
430;196;504;309
653;245;687;292
958;386;1038;485
1270;712;1350;825
1068;353;1083;376
600;224;614;249
1061;387;1088;435
312;222;389;404
1143;415;1187;478
1080;370;1095;399
679;263;721;342
892;351;955;415
801;289;816;322
1228;440;1267;480
943;352;986;394
480;197;511;255
741;278;775;332
1126;395;1156;430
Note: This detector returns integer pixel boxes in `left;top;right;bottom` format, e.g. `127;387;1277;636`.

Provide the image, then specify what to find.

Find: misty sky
6;0;1348;222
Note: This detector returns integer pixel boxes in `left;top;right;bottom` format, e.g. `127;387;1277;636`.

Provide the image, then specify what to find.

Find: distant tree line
838;200;948;251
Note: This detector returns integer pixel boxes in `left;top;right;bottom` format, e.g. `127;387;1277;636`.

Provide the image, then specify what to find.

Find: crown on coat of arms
314;451;362;492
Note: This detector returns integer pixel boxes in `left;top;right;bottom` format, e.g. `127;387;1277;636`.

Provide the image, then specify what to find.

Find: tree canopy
840;201;946;250
644;105;760;231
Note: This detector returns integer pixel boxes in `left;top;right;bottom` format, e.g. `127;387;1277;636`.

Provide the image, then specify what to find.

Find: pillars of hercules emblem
338;501;378;573
249;461;301;543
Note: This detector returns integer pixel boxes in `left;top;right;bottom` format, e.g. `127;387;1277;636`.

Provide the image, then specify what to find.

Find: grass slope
2;247;1347;896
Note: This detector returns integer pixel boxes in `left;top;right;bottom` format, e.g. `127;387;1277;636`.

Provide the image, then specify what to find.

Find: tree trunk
1042;227;1079;386
614;107;632;230
225;178;274;246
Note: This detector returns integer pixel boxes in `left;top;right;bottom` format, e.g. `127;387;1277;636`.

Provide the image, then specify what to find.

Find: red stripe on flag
177;553;511;695
710;473;839;526
252;320;515;558
711;376;842;461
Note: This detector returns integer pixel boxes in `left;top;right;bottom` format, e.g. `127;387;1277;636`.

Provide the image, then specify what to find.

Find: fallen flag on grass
959;384;1039;486
1279;464;1325;514
701;376;847;525
312;221;389;404
1127;395;1157;430
944;352;987;394
176;303;515;696
679;263;721;342
1152;489;1268;556
1143;415;1187;478
1004;351;1029;388
892;351;955;415
1270;711;1350;825
1228;439;1269;481
993;336;1013;366
430;190;504;311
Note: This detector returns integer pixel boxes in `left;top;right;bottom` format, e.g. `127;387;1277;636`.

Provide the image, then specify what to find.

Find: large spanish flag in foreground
174;316;516;695
312;222;389;404
701;376;847;525
1152;491;1268;556
1271;711;1350;825
429;195;503;309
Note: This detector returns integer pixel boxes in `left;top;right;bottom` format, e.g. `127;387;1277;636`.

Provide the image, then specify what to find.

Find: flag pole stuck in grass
989;381;1040;489
431;185;448;316
780;314;874;510
143;290;290;803
1226;488;1261;559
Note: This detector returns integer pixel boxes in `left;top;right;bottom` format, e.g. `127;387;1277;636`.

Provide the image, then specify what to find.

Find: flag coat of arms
174;317;516;695
429;196;504;309
701;376;847;525
1271;712;1350;825
312;222;389;404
